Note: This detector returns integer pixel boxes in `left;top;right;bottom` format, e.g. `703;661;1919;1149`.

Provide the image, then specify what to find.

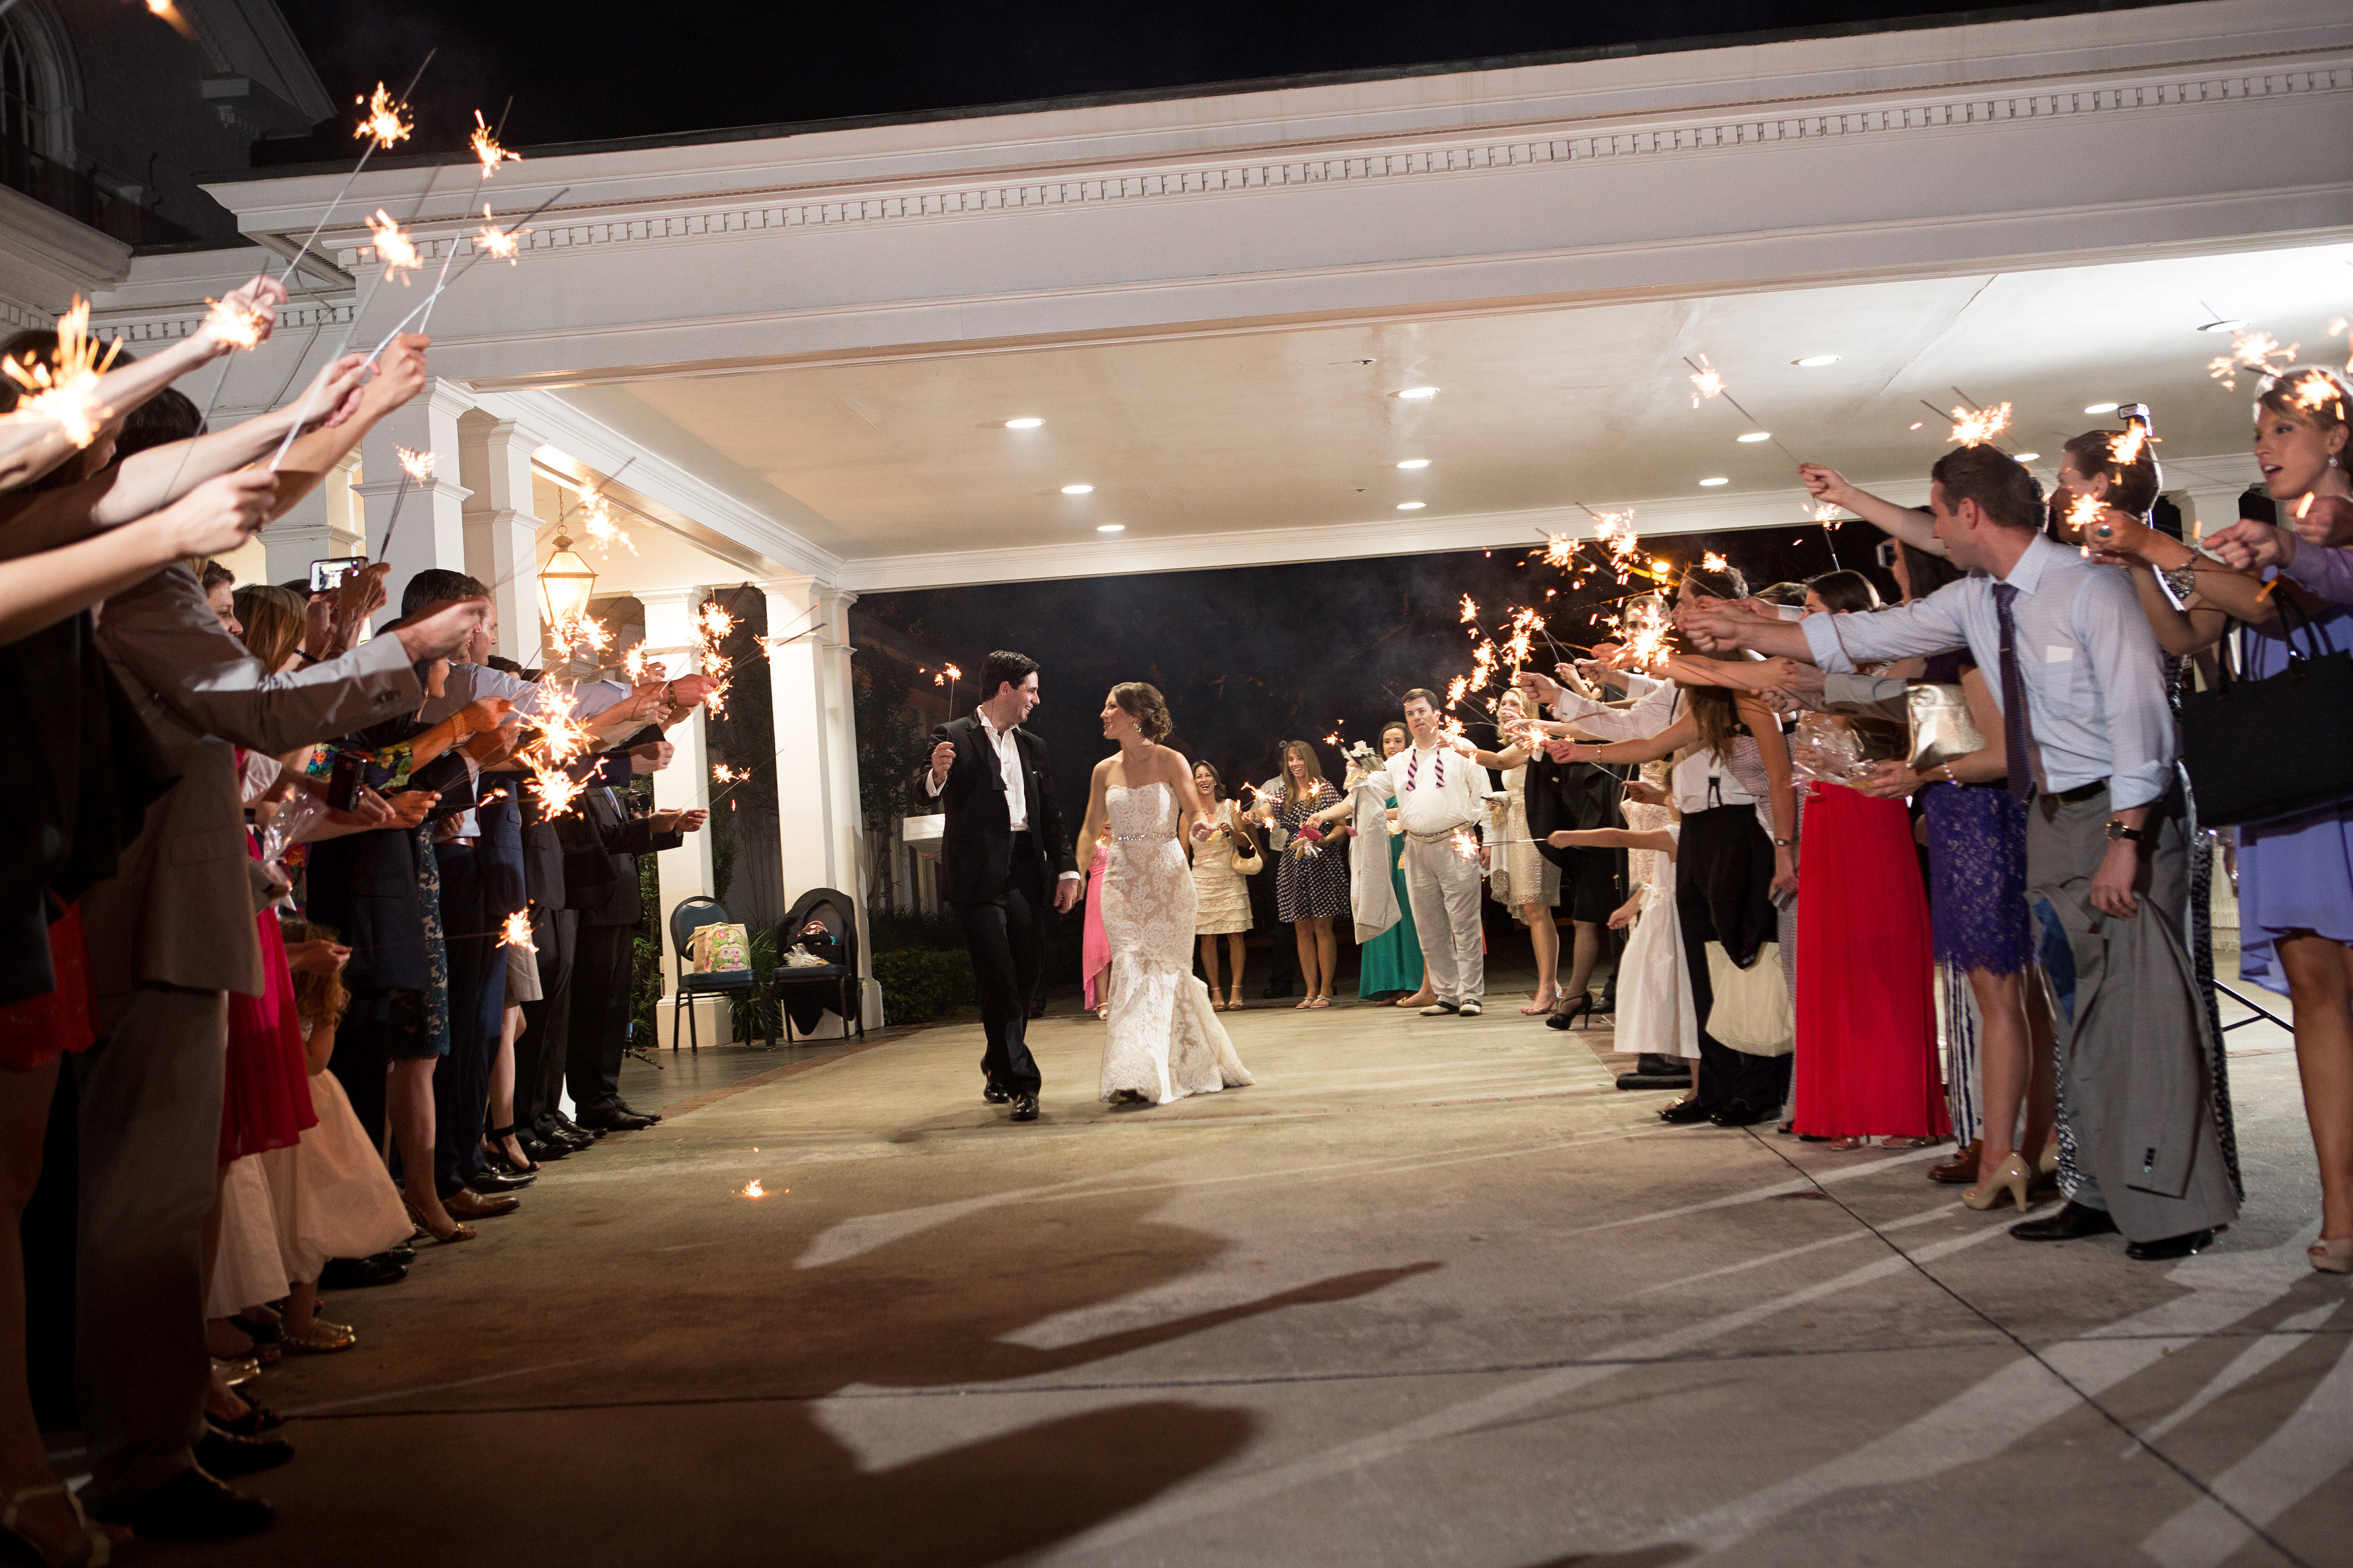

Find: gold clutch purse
1906;683;1985;772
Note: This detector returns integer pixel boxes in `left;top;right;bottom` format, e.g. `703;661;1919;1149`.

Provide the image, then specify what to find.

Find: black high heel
482;1124;537;1174
1544;993;1595;1031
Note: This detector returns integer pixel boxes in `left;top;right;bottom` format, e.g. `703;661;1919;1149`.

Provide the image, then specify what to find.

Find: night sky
259;1;2158;163
856;522;1880;817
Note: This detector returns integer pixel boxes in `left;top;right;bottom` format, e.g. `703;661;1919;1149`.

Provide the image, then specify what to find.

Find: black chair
772;887;865;1044
668;895;767;1052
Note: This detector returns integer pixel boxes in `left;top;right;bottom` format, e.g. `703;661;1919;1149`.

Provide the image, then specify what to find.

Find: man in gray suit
75;556;486;1536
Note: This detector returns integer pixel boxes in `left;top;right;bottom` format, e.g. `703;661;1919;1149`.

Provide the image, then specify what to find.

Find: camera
309;556;368;594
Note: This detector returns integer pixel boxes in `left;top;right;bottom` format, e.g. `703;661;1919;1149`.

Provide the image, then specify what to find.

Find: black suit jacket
911;714;1076;904
558;783;684;927
1526;754;1627;870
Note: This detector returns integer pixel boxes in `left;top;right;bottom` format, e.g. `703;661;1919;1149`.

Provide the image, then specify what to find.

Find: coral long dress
1792;782;1950;1141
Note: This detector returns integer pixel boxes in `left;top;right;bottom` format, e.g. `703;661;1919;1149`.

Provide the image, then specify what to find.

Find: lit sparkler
1446;674;1470;705
1459;593;1479;623
470;109;518;176
1948;402;2012;446
2286;368;2348;419
396;446;436;483
1449;827;1482;860
713;763;746;784
694;600;735;718
201;292;270;352
365;209;422;284
526;766;586;819
497;909;536;953
2111;425;2149;466
354;81;415;150
623;645;664;684
1688;354;1725;407
0;297;120;449
475;204;524;263
2067;491;2106;554
2208;329;2296;390
742;1180;767;1199
577;489;634;553
1702;550;1729;572
547;614;613;661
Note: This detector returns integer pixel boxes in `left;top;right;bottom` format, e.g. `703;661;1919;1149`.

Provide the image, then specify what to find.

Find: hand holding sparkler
194;274;285;358
2201;518;2305;573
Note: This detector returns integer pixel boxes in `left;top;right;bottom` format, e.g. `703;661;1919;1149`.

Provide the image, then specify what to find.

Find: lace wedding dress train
1099;782;1255;1104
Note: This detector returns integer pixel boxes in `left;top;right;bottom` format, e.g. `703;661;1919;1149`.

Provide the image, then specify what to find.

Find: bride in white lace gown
1076;682;1256;1106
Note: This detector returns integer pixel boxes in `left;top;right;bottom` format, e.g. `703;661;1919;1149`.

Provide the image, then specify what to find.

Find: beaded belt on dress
1114;832;1177;841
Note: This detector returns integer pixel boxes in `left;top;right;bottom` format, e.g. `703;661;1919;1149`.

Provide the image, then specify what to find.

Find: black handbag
2179;593;2353;827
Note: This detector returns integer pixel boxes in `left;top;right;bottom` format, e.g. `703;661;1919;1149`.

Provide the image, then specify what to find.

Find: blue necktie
1992;582;2032;802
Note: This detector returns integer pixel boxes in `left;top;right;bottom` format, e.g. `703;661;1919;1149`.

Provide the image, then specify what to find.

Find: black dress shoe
575;1109;653;1132
516;1132;567;1163
1708;1098;1773;1127
2010;1201;2120;1243
385;1243;417;1265
612;1100;662;1124
467;1167;536;1194
194;1427;294;1478
1026;1003;1046;1020
982;1080;1011;1105
2127;1228;2217;1261
1010;1093;1039;1122
1658;1097;1714;1124
95;1468;275;1538
318;1254;407;1290
551;1116;602;1145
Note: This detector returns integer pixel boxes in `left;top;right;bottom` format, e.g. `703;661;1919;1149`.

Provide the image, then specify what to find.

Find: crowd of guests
0;277;711;1561
1082;362;2353;1292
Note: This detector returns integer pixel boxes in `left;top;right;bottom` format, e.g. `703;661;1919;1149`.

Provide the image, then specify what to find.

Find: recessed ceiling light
1737;431;1771;444
1096;524;1125;534
1060;483;1094;495
1396;501;1427;510
1698;477;1729;487
2014;451;2041;462
1396;458;1431;469
1004;417;1043;429
2197;319;2247;334
1794;354;1840;368
2084;401;2120;415
1396;386;1439;399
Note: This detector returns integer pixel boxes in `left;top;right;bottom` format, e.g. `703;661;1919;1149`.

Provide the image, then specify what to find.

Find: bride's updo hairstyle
1110;681;1173;743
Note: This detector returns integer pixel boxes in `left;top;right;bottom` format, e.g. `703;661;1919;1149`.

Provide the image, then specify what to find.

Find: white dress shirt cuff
923;770;945;797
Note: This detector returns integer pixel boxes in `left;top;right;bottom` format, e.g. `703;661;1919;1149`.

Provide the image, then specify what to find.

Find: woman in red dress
1789;571;1950;1147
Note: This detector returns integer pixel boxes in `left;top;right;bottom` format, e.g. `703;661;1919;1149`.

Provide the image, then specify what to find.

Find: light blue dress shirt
1798;532;2178;810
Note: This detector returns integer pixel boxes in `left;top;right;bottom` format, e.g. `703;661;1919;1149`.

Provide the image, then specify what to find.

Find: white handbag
1703;941;1793;1057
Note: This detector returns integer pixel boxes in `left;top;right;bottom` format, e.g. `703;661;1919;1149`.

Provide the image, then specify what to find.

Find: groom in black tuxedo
912;650;1080;1122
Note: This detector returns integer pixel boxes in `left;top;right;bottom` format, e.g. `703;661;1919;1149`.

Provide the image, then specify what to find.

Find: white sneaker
1419;1002;1459;1017
1456;1001;1483;1018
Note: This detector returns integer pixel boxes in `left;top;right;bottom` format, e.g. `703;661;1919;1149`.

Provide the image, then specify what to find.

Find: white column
2174;485;2250;539
264;450;363;587
637;588;721;1038
357;378;473;627
456;413;545;659
760;575;875;1032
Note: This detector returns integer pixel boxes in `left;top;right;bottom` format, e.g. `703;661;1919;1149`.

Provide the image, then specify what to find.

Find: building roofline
202;0;2179;183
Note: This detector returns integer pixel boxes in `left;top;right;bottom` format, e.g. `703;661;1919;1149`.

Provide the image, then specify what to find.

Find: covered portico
111;0;2351;1030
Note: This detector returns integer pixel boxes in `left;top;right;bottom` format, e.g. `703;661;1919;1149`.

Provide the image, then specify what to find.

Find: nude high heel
2310;1237;2353;1275
1963;1153;2033;1212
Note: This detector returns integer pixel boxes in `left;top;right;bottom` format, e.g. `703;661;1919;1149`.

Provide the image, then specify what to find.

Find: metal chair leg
671;978;681;1052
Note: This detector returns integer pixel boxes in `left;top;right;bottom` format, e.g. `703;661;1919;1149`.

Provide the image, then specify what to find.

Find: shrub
871;946;976;1025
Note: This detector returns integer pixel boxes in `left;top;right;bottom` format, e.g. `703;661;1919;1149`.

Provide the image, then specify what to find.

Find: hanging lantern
538;530;597;626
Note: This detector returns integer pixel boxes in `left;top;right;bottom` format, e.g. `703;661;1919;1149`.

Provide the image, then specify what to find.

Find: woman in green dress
1351;723;1427;1003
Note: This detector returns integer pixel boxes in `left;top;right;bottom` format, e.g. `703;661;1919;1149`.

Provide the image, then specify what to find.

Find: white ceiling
539;240;2350;581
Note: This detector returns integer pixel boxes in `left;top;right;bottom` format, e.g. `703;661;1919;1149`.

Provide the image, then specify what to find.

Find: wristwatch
1773;836;1794;847
2104;819;2147;843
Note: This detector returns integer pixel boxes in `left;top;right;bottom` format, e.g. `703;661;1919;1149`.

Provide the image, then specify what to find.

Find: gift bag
1704;940;1793;1056
688;921;752;973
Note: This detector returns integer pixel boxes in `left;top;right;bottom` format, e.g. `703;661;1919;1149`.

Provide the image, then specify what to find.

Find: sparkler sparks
470;110;518;176
713;764;746;784
0;297;119;449
2286;368;2348;419
1450;828;1482;860
2110;425;2149;466
201;292;270;352
2208;329;2296;390
497;910;536;953
364;209;422;284
932;663;963;687
623;646;664;684
395;446;436;483
1458;594;1479;624
354;82;415;150
577;489;633;553
475;204;524;263
527;766;586;818
742;1180;768;1199
1948;402;2013;446
1687;355;1725;407
694;600;735;718
1702;551;1729;572
1445;674;1470;705
547;614;612;661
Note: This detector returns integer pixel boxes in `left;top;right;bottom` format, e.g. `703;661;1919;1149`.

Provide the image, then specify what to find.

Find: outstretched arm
1545;826;1675;855
1802;464;1943;557
1549;712;1698;768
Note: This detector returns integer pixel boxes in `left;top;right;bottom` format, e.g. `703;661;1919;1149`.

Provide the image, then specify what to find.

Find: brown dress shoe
443;1188;521;1220
1927;1138;1982;1186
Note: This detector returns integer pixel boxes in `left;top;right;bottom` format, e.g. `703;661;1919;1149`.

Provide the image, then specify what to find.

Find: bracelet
2159;562;2197;603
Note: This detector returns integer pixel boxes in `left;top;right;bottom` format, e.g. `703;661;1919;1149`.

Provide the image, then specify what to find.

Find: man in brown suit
75;560;485;1536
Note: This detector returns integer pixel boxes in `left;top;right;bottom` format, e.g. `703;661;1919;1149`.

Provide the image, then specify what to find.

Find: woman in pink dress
1081;835;1112;1016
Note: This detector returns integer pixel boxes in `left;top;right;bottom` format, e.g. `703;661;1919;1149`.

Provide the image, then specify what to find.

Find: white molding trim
328;50;2353;280
470;386;844;583
833;449;2267;591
